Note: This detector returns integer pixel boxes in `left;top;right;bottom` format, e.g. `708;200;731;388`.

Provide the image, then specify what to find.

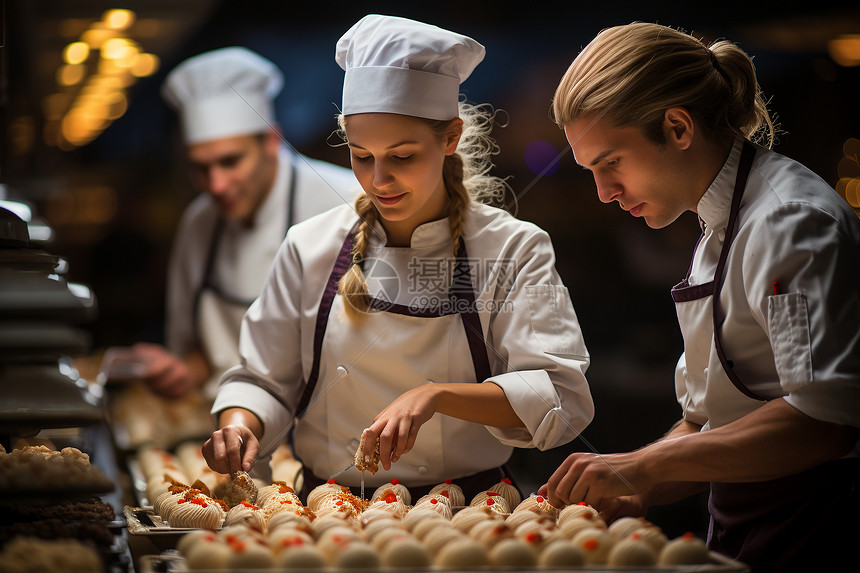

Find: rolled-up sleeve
744;203;860;428
482;229;594;450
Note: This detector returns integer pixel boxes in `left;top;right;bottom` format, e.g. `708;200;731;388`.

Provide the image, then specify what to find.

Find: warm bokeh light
101;37;133;60
835;138;860;214
828;35;860;67
131;53;160;77
63;42;90;65
103;9;136;30
57;64;86;86
81;25;116;49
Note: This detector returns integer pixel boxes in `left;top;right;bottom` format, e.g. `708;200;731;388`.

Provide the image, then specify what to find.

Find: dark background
3;1;859;537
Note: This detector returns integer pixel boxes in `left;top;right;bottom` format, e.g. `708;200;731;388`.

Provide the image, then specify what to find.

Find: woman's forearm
432;381;525;428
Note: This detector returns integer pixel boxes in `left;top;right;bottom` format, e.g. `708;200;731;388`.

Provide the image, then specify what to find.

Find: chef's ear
663;107;694;151
443;118;464;156
263;126;283;154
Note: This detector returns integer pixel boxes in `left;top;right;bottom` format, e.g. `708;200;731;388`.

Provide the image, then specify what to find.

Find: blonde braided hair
337;102;508;322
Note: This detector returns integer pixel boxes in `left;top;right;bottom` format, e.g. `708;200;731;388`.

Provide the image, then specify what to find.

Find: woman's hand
202;409;264;475
363;383;440;471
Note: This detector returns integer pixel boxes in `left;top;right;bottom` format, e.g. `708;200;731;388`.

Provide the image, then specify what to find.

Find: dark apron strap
452;238;492;382
191;216;225;345
711;141;765;402
191;153;300;340
294;226;358;417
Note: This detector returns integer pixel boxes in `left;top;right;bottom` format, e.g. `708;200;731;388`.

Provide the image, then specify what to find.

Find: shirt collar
696;137;745;230
367;202;458;249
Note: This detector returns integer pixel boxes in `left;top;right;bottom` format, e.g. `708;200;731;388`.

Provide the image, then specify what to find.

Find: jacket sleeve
481;228;594;450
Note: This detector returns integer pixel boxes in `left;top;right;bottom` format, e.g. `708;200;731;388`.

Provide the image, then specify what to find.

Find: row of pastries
138;443;711;569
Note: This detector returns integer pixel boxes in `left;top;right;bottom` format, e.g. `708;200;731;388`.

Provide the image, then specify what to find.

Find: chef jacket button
336;365;348;376
417;465;429;475
703;367;709;379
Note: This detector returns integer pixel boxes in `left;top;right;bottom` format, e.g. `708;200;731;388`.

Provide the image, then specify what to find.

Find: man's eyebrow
588;149;614;167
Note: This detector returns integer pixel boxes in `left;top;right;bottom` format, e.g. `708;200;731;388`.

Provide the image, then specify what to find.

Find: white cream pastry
658;532;710;565
224;500;266;532
436;537;490;567
489;478;521;511
167;494;226;529
366;490;409;518
556;501;600;527
511;493;558;518
538;540;586;567
571;528;615;564
370;478;411;505
429;479;466;506
490;538;538;567
607;536;657;566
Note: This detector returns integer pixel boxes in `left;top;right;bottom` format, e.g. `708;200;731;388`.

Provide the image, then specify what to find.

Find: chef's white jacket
165;146;358;361
676;139;860;438
212;201;595;482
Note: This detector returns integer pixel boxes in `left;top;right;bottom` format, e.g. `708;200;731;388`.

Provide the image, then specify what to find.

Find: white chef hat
336;14;485;121
161;47;283;145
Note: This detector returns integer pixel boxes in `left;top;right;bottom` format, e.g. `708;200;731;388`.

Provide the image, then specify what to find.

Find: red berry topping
536;496;544;503
384;493;398;504
327;479;335;484
445;479;453;484
502;478;512;484
584;539;599;550
391;478;399;485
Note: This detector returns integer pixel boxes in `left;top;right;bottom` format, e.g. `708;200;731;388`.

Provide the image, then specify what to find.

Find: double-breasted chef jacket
212;200;595;488
672;137;860;571
166;146;358;398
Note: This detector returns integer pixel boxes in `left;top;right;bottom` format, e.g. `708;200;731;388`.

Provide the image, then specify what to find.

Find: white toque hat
161;47;283;145
336;14;485;121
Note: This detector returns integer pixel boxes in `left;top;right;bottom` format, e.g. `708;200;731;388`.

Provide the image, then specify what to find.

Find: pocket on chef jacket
525;285;586;357
768;292;813;389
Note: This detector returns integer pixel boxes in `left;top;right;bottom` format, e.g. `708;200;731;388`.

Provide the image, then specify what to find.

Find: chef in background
128;47;358;399
540;22;860;572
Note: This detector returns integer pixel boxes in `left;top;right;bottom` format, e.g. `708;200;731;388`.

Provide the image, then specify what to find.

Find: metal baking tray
139;548;748;572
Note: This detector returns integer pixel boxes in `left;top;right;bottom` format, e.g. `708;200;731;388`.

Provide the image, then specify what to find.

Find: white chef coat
212;201;595;485
675;138;860;437
165;145;358;395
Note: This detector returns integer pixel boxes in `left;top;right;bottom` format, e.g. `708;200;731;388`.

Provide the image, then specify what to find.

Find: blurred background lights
40;8;162;149
828;34;860;67
524;140;563;176
103;9;136;30
835;138;860;213
63;42;90;65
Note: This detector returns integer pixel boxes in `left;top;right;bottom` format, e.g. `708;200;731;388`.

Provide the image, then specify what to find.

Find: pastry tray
140;549;748;572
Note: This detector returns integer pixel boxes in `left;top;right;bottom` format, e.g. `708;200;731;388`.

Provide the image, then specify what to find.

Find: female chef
202;14;594;502
540;22;859;571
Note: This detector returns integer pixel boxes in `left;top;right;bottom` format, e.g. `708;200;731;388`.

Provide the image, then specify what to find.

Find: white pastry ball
557;502;600;526
607;516;652;539
185;539;232;570
571;527;615;564
489;538;538;567
225;540;273;569
631;526;669;553
335;542;381;569
176;529;218;556
402;507;446;531
538;540;586;567
424;526;466;555
411;517;450;542
436;537;490;567
607;536;657;566
381;538;432;568
370;527;414;554
658;532;710;565
559;516;607;540
275;545;326;569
